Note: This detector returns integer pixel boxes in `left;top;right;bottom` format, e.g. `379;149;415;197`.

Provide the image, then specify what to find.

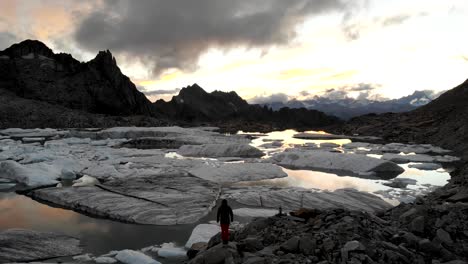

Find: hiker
216;199;234;245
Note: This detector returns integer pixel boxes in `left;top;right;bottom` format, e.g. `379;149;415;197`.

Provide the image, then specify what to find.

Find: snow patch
115;250;160;264
185;224;219;249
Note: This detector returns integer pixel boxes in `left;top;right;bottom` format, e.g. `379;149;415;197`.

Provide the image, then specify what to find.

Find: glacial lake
0;129;453;263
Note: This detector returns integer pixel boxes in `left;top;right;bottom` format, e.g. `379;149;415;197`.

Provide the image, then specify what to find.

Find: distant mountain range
0;40;338;130
261;90;444;120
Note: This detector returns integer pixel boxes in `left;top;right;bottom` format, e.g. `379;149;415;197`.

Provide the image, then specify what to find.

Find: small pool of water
239;129;452;204
0;191;197;255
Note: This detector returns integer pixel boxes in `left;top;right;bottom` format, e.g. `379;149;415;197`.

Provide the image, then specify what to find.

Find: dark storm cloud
321;83;380;100
74;0;347;74
250;93;289;104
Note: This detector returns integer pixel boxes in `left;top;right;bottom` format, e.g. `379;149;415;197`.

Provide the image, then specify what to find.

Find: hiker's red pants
221;224;230;242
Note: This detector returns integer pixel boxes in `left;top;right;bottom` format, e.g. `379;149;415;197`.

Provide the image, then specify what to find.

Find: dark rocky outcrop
0;40;154;116
154;83;340;131
189;207;468;264
0;88;168;128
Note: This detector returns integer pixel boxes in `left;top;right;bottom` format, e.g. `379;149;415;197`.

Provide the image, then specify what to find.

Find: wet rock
0;228;82;262
187;242;208;259
341;240;365;260
189;242;240;264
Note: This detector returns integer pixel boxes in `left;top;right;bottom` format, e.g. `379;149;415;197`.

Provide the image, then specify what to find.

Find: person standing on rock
217;199;234;245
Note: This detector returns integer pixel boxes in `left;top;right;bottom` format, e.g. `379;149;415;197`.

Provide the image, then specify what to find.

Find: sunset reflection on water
0;193;105;235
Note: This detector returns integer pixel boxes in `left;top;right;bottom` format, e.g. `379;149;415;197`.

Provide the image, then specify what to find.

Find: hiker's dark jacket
217;205;234;224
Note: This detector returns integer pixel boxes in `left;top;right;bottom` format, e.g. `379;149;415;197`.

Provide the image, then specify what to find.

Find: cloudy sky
1;0;468;103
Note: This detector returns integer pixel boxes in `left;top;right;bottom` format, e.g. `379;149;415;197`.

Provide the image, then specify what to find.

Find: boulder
280;236;300;253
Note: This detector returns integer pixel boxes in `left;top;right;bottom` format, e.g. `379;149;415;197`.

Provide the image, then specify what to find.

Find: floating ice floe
233;208;278;218
269;150;404;178
259;141;283;148
115;250;161;264
185;224;220;249
343;141;453;155
0;128;68;138
0;229;82;263
156;242;187;258
94;256;118;263
383;178;418;189
223;186;392;213
0;160;81;187
294;132;350;140
189;163;287;183
177;143;264;158
381;153;459;164
22;137;45;143
408;163;442;170
29;172;220;225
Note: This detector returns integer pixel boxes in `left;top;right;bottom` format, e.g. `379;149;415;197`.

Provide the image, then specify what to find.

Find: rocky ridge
188;206;468;264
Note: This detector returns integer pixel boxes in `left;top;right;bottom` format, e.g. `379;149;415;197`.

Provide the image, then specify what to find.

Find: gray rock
435;229;453;246
239;237;264;252
299;235;316;255
189;243;239;264
242;256;266;264
0;229;82;262
409;216;425;234
280;236;300;253
29;172;220;225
